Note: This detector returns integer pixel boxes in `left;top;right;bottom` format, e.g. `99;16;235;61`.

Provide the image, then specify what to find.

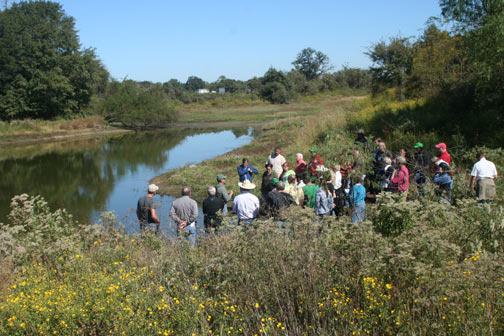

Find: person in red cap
435;142;451;165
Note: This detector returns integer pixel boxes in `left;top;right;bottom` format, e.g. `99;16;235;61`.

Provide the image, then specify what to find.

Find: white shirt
266;154;286;177
232;191;260;219
471;157;498;180
331;170;342;189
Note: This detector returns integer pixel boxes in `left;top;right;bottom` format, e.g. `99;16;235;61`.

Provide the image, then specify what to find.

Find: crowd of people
137;130;499;246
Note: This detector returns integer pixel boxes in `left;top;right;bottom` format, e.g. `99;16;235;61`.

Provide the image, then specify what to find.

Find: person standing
266;147;286;177
302;176;319;208
308;147;324;175
215;174;233;213
285;175;304;205
314;174;334;220
349;175;366;223
232;179;260;225
237;158;259;182
170;187;199;247
433;163;453;203
261;163;278;199
266;181;296;218
279;162;296;185
468;153;498;203
202;186;225;233
294;153;307;175
136;184;161;234
391;156;410;194
413;142;431;189
435;142;451;165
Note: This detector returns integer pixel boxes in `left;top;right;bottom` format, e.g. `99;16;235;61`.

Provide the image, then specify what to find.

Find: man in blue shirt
237;158;259;182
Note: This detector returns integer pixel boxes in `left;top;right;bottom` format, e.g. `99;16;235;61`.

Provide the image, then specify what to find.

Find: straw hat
238;179;256;190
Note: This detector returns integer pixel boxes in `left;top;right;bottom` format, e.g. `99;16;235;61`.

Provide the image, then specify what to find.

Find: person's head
274;147;281;156
357;129;365;139
207;186;216;196
242;158;248;166
378;142;386;151
217;174;227;184
276;181;285;191
309;147;318;158
333;163;341;171
396;156;406;166
413;142;423;152
297;173;306;183
436;142;447;153
351;175;362;185
384;157;392;166
399;148;407;158
438;162;450;173
476;152;485;161
265;163;273;174
282;162;290;170
375;137;383;146
182;187;191;197
148;184;159;195
287;174;296;185
296;153;303;161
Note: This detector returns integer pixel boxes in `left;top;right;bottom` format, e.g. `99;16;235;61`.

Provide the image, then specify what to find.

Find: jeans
352;202;366;223
179;222;197;248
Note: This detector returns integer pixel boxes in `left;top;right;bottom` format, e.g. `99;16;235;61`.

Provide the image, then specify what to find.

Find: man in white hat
137;184;161;234
232;179;260;225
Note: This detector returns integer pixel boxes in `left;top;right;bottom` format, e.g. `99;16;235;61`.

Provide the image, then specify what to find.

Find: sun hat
309;146;318;152
435;142;447;149
413;142;423;148
148;184;159;193
238;179;256;190
216;174;227;182
271;178;279;185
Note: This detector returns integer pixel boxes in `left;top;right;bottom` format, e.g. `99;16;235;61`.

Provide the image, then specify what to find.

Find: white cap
148;184;159;193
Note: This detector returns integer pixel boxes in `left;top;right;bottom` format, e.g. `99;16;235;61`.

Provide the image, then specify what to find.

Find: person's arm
253;198;260;218
237;165;247;180
136;201;142;220
188;200;198;224
170;205;185;228
250;166;259;175
150;208;160;224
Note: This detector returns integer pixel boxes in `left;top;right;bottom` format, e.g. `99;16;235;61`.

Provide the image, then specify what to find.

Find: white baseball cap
148;184;159;193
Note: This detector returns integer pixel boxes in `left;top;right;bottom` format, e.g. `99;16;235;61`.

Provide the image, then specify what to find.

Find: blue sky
54;0;442;83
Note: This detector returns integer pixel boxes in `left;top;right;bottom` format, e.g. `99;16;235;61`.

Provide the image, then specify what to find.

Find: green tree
259;68;291;104
185;76;206;92
366;36;415;100
0;1;108;120
292;47;332;81
98;80;178;130
440;0;500;29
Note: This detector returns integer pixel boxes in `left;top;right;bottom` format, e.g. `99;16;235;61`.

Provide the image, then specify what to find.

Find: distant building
196;88;210;94
218;87;226;94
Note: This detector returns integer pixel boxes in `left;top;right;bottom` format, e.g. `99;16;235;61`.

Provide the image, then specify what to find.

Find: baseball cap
216;174;227;181
309;146;318;152
148;184;159;193
413;142;423;148
271;178;279;185
435;142;447;149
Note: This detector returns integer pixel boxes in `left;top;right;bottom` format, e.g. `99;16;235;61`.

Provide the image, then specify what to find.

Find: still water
0;128;253;234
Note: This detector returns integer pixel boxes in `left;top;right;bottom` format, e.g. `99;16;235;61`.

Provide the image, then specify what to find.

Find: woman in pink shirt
391;156;409;193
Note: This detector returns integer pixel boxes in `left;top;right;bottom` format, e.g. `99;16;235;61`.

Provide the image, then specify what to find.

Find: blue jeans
352;202;366;223
179;223;197;248
238;218;253;226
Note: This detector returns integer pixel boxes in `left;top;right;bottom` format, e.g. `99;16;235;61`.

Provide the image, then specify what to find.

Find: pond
0;128;254;234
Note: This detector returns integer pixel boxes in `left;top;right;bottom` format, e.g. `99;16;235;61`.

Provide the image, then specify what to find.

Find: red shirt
309;155;324;175
439;151;451;165
294;160;307;175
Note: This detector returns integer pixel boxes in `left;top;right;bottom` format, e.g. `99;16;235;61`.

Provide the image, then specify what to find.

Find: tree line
0;1;371;128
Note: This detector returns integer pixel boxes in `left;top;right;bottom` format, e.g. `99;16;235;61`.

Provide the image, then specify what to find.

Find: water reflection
0;128;253;230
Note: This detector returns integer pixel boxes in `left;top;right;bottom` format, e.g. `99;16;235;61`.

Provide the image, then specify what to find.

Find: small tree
292;48;332;81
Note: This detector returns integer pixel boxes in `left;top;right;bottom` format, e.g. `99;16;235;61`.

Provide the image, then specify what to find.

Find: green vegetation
0;1;108;121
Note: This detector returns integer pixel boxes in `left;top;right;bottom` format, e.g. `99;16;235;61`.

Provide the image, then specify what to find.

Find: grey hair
296;153;303;159
276;181;285;191
207;186;216;195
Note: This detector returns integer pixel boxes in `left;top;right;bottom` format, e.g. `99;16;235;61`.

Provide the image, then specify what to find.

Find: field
1;94;503;335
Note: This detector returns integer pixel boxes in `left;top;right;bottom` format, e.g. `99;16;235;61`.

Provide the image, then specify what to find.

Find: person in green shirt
279;161;296;186
302;175;319;208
